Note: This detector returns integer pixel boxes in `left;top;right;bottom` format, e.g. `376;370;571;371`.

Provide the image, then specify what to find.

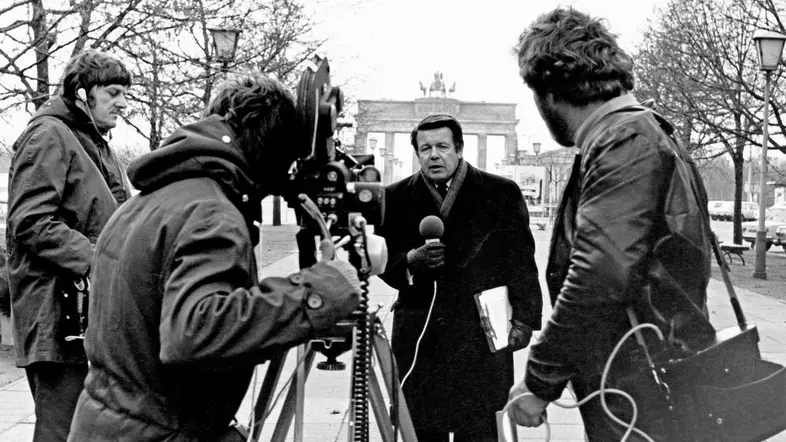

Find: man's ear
543;92;558;108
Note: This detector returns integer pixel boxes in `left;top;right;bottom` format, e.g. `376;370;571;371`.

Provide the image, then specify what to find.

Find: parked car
709;201;757;221
740;202;759;221
742;204;786;252
709;201;735;221
708;201;729;220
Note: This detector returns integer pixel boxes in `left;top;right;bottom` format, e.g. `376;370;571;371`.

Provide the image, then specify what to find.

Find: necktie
437;183;448;199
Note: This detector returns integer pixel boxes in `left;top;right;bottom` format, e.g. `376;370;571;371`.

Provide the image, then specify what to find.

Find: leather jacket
526;94;714;401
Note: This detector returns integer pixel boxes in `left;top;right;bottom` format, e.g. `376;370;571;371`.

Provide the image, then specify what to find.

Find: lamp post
533;142;542;205
208;28;241;74
752;30;786;279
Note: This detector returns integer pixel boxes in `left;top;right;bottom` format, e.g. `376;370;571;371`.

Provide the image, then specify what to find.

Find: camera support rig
249;56;417;442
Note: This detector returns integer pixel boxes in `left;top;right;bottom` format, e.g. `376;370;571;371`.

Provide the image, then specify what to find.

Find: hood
27;96;100;139
128;116;259;212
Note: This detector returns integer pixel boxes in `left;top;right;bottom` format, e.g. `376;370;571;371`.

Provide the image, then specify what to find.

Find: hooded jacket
7;96;130;366
68;116;359;441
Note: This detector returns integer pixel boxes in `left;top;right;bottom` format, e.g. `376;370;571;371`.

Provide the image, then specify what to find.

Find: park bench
719;243;749;266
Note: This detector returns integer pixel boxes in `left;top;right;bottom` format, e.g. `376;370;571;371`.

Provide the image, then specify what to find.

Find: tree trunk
148;49;161;151
31;0;50;109
733;154;744;244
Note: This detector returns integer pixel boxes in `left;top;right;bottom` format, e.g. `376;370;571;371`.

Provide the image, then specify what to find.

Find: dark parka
67;116;359;441
377;162;543;431
527;95;715;440
7;96;129;366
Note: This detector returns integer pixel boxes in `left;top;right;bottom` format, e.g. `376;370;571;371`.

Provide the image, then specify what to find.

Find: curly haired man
507;7;714;441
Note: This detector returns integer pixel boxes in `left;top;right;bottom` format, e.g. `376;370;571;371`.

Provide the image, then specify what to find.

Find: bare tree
0;0;325;153
0;0;144;113
633;0;785;243
109;0;324;150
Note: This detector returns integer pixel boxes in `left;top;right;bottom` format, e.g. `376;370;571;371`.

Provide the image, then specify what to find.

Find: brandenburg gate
353;73;519;176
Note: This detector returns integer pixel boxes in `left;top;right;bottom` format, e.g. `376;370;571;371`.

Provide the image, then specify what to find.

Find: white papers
474;286;512;352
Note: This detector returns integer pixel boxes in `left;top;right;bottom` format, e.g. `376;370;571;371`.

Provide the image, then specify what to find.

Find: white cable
400;280;438;390
500;323;664;442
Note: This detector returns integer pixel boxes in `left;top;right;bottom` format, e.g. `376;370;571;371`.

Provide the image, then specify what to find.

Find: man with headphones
6;49;132;441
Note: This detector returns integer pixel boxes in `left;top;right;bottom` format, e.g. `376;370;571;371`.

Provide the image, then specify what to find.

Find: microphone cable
400;280;438;390
500;323;663;442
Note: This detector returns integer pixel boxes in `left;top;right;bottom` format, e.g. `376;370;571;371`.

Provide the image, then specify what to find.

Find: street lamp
533;142;542;205
517;149;528;165
209;28;241;74
752;29;786;280
368;137;378;155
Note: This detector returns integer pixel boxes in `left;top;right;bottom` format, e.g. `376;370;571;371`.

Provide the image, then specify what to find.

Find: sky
308;0;667;155
0;0;667;157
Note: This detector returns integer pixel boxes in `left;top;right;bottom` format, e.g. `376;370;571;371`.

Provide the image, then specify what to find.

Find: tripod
248;199;417;442
249;313;417;442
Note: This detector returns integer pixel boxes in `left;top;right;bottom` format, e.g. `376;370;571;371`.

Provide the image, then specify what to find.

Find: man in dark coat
7;49;132;441
377;114;543;441
507;8;715;440
67;73;362;441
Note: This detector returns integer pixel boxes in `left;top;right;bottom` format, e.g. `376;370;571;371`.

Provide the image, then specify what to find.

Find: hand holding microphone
407;215;445;276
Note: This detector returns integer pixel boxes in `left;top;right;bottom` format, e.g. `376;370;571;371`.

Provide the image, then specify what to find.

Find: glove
406;242;446;276
325;259;361;294
508;319;533;351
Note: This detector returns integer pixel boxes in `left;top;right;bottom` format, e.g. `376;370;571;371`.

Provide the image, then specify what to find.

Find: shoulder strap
643;109;748;328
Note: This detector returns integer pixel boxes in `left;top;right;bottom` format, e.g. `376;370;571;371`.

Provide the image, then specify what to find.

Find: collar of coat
574;93;640;151
419;158;468;219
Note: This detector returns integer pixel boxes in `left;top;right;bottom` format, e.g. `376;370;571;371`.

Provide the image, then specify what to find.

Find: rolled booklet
474;286;512;352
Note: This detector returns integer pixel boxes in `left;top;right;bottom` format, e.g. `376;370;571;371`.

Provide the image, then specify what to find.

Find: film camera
284;55;384;246
251;56;414;442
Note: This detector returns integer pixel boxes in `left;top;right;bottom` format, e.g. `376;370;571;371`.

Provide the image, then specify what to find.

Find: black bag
613;111;786;441
616;241;786;441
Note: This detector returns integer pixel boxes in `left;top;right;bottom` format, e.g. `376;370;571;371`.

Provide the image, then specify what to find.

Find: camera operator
67;73;362;442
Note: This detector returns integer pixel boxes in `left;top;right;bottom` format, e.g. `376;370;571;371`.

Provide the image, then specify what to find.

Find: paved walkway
2;224;786;441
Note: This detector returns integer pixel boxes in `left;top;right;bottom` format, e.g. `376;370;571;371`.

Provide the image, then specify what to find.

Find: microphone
419;215;444;244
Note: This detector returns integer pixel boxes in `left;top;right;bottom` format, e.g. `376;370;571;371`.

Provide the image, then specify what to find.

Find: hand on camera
324;259;361;294
508;319;533;351
302;239;362;332
406;242;445;276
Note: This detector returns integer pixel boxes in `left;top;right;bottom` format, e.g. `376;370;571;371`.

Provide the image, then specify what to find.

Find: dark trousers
415;415;497;442
25;362;88;442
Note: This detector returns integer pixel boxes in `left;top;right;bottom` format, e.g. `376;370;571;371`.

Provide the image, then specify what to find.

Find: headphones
77;87;87;102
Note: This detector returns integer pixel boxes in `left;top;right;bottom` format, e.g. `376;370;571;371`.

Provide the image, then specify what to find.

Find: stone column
506;133;518;163
477;133;487;171
354;131;367;153
384;132;395;184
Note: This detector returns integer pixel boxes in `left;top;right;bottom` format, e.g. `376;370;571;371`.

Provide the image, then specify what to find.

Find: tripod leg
369;369;394;442
270;346;317;442
372;322;418;442
295;344;306;442
251;351;288;440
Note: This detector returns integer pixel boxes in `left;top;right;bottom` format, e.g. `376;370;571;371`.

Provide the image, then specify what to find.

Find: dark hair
203;72;298;171
513;7;634;106
60;49;132;101
410;114;464;152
